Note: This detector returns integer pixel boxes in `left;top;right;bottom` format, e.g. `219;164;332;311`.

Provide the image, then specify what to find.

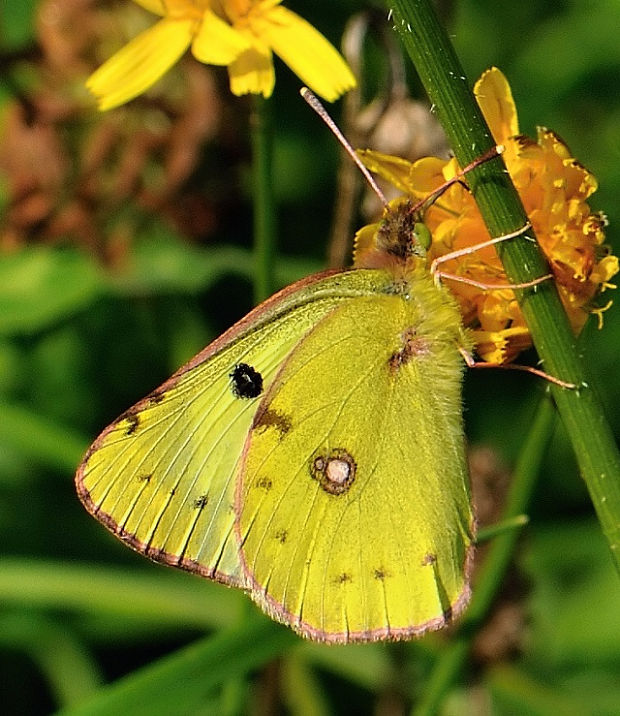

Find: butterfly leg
431;221;554;291
459;347;576;389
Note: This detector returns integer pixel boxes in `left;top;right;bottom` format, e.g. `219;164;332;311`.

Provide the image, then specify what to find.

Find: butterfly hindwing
237;266;474;641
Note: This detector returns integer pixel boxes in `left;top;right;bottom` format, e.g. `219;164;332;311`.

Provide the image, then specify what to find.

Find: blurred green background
1;0;620;713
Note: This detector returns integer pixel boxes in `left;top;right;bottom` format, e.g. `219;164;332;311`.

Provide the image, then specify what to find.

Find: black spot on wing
193;495;209;509
148;391;166;405
255;477;272;491
274;529;288;544
124;413;140;435
335;572;352;584
230;363;263;399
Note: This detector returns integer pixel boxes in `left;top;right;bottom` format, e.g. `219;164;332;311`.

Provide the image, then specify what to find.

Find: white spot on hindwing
310;448;356;495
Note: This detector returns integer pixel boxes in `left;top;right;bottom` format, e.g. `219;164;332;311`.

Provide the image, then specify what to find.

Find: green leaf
0;612;102;708
0;558;243;631
0;0;37;49
0;247;102;336
0;402;88;471
56;619;296;716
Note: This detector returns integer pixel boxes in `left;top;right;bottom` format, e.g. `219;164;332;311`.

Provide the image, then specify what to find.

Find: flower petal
191;10;251;64
472;327;532;364
353;222;381;268
357;149;419;195
227;44;275;97
594;255;619;284
254;5;355;101
132;0;166;16
409;156;453;195
87;19;195;110
350;68;617;362
474;67;519;144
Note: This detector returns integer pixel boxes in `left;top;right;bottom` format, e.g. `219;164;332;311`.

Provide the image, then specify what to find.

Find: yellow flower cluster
359;68;617;363
88;0;356;110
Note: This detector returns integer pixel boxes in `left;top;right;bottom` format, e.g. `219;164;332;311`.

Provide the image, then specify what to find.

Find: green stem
389;0;620;571
414;395;557;715
250;95;276;304
475;514;529;544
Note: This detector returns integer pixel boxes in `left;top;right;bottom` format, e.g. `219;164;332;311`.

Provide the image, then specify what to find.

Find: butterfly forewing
237;266;474;642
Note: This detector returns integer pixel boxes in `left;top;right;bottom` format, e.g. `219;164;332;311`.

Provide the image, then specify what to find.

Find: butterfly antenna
410;144;505;215
300;87;389;208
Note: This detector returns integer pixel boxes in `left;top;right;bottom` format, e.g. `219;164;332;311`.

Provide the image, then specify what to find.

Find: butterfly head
353;198;431;271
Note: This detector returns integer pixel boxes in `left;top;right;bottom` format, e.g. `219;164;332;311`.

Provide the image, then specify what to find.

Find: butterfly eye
414;222;432;251
230;363;263;399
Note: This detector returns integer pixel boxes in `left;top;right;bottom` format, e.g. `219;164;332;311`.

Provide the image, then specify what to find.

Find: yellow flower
87;0;355;110
214;0;356;100
358;67;617;363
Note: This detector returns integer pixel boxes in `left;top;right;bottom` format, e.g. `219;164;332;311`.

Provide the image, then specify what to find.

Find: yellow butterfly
75;156;490;643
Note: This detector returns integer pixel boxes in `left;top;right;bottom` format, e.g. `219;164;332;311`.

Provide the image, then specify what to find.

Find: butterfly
73;145;506;643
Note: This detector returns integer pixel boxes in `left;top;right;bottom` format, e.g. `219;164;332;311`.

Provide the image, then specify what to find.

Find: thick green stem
389;0;620;571
250;95;276;304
